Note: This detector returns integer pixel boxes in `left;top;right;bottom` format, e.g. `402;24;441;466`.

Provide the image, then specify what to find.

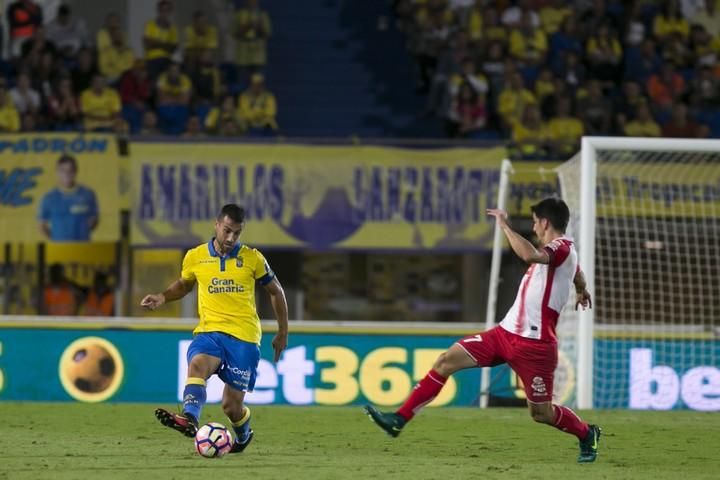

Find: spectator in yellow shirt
157;62;192;106
0;82;21;132
539;0;572;35
653;0;689;45
509;11;547;65
188;49;221;106
80;74;121;131
465;1;507;47
511;104;550;158
534;68;555;104
205;95;244;135
238;73;277;134
143;0;178;79
547;98;584;155
97;12;125;51
234;0;272;74
586;22;622;84
184;10;218;66
624;102;661;137
498;72;536;129
465;0;483;43
99;27;135;85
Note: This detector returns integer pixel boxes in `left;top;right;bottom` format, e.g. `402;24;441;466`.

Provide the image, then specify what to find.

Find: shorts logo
227;366;251;379
531;376;547;396
464;334;483;343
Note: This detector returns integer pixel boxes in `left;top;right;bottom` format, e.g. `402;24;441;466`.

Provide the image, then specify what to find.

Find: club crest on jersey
236;257;243;268
531;376;547;395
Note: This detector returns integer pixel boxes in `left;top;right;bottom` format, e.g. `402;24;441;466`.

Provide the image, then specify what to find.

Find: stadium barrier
1;317;716;410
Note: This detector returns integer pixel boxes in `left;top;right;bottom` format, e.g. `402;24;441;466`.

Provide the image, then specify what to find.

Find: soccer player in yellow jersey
141;204;288;453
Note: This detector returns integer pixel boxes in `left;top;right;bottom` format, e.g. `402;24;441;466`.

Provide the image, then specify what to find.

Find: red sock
552;405;590;440
396;369;447;421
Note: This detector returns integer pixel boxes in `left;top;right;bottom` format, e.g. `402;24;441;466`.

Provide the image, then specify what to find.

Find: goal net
558;137;720;410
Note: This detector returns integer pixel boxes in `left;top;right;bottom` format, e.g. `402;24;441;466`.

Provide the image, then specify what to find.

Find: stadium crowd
0;0;278;137
394;0;720;157
2;0;719;152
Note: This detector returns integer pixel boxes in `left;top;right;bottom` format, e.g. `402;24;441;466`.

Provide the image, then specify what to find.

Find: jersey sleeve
253;249;275;285
543;239;571;267
180;250;196;282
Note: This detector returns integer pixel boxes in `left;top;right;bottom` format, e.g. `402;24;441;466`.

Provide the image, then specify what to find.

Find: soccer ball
195;422;233;458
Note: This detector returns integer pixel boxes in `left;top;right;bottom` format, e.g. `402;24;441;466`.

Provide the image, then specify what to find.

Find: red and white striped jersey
500;236;577;342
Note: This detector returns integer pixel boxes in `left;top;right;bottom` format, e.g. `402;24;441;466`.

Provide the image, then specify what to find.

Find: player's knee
432;351;447;370
530;410;553;425
187;360;210;379
432;351;454;376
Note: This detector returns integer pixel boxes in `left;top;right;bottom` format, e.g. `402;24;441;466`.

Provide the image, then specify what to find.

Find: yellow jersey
99;46;135;81
184;25;218;51
144;19;178;60
0;101;20;132
80;88;121;131
181;240;274;344
157;72;192;97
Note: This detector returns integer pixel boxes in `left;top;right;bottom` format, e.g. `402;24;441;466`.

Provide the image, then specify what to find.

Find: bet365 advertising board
0;322;717;410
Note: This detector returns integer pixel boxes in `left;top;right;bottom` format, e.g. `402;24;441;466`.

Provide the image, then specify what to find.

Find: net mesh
557;146;720;410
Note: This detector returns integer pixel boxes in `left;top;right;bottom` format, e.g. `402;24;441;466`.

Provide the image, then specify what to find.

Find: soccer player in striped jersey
365;197;601;463
141;204;288;453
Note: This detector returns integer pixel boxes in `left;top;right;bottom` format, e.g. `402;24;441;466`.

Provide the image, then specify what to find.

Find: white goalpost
486;137;720;411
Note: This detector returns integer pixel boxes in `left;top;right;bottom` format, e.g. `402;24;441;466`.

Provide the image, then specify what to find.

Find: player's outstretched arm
140;278;195;310
264;278;289;362
487;208;549;264
573;269;592;310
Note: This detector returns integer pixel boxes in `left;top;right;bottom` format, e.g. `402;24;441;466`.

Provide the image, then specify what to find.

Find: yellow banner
0;134;120;242
131;144;510;250
595;161;720;217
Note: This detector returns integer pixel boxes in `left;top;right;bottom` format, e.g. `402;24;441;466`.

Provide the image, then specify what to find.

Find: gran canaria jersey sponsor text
208;277;244;294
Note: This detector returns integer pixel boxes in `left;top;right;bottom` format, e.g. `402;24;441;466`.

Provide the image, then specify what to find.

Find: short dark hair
530;197;570;233
218;204;245;223
57;154;77;170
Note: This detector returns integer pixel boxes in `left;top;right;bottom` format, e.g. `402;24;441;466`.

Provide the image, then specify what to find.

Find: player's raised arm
140;277;195;310
264;277;288;362
487;208;549;264
573;268;592;311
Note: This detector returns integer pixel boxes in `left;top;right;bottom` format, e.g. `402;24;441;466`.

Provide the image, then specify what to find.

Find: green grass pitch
1;403;717;480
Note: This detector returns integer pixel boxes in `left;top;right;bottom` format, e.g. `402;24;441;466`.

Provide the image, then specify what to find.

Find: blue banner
0;328;480;406
595;339;720;411
2;326;716;410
